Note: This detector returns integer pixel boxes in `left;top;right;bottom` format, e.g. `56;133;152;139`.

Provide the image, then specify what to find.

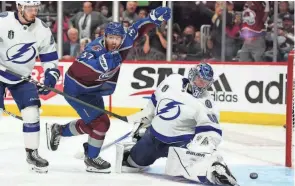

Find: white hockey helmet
16;1;41;23
16;1;41;7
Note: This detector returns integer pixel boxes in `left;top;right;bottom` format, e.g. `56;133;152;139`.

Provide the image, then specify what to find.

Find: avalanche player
115;63;238;186
0;1;60;173
46;7;171;173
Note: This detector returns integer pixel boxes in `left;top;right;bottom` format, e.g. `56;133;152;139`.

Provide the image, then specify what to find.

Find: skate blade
86;166;111;173
45;123;53;151
29;164;48;174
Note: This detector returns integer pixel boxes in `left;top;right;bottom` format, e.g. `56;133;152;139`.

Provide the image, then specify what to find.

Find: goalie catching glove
130;116;151;142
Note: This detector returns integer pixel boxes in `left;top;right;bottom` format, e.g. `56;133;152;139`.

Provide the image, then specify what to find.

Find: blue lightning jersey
0;12;58;84
148;74;221;144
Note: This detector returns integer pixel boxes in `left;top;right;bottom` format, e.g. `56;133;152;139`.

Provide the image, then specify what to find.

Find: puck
250;172;258;179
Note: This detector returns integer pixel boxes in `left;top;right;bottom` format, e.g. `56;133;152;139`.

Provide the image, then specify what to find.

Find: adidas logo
208;73;238;102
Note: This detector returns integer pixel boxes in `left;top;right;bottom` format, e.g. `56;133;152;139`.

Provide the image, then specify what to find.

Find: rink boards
4;61;287;126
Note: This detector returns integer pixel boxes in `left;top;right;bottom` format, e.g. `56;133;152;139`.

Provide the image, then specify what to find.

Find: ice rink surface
0;116;293;186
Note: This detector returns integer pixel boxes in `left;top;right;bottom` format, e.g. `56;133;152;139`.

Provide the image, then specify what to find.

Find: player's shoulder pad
34;17;50;30
163;73;184;85
165;73;183;81
0;12;8;18
156;73;183;92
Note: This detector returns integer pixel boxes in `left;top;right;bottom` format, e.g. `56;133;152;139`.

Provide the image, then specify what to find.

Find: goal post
286;49;294;167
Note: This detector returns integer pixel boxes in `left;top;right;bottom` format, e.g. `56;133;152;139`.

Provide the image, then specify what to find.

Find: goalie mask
188;63;214;98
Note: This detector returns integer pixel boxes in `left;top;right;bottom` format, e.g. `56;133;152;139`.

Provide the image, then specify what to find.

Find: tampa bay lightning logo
6;42;36;64
156;98;184;121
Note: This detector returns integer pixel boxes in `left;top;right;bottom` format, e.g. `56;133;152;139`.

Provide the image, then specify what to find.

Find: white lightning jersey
135;74;222;144
0;11;58;84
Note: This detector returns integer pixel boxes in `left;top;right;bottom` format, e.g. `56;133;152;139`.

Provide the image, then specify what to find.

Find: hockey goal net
286;50;294;167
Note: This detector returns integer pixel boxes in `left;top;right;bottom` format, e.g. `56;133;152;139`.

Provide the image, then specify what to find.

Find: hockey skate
26;149;49;173
211;162;239;186
46;123;62;151
83;143;111;173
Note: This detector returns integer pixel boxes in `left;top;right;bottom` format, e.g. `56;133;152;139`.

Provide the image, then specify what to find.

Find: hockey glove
131;117;151;142
98;51;122;72
148;6;171;26
39;68;60;95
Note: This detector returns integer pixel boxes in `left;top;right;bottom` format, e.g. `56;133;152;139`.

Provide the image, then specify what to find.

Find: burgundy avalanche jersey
240;2;267;39
64;18;155;96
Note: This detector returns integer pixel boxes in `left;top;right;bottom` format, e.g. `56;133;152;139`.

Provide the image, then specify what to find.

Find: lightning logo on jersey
156;98;183;121
6;42;36;64
0;12;58;84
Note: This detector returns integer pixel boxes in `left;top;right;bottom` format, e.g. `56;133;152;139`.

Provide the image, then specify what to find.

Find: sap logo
208;73;238;103
186;151;205;158
156;98;183;121
131;67;186;89
131;67;237;103
245;74;286;104
6;42;36;64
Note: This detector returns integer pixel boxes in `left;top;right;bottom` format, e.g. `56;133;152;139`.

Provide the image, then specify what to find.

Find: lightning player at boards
46;7;171;173
115;63;238;186
0;1;60;173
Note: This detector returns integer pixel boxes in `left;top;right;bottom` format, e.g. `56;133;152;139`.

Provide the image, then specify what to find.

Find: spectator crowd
2;1;293;62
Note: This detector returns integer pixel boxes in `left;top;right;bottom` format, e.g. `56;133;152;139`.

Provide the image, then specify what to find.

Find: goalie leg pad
115;129;159;173
165;147;236;185
115;142;140;173
21;106;40;149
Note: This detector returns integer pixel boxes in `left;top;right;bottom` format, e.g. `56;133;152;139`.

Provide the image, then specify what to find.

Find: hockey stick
0;65;128;123
4;107;130;159
3;108;44;121
3;107;131;159
3;109;23;120
74;131;131;160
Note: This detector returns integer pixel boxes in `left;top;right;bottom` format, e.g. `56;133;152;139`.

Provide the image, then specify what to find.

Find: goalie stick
74;131;131;160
